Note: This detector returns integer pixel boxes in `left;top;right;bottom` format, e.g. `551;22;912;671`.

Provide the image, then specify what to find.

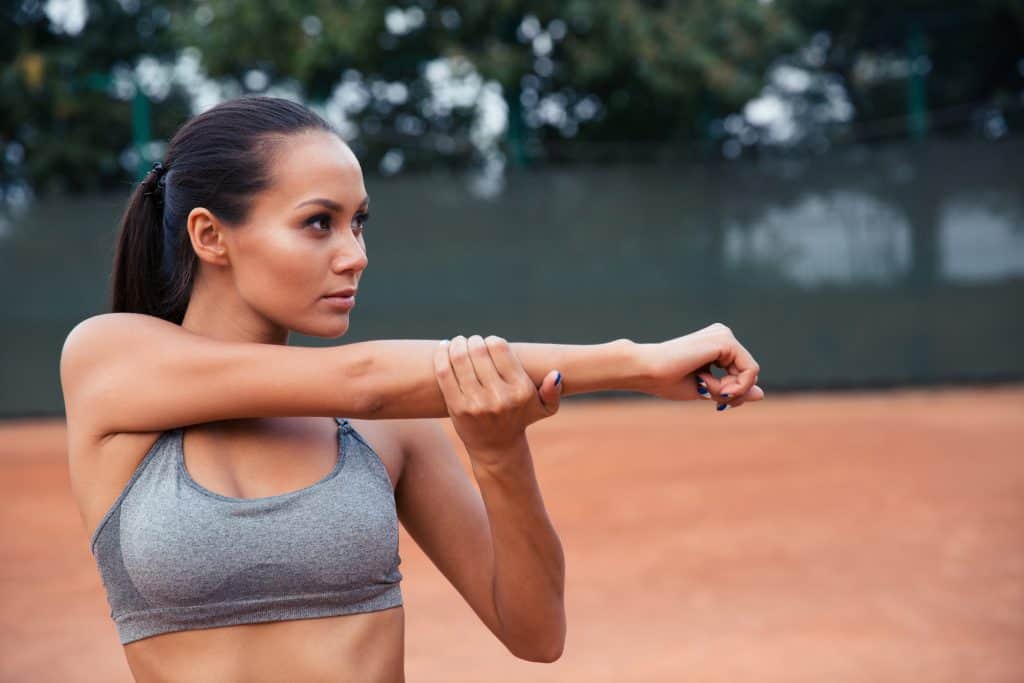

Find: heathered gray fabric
89;417;403;644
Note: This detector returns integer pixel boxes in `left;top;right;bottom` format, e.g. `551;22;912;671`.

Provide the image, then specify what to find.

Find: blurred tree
454;0;803;148
1;0;193;196
776;0;1024;138
2;0;1022;197
172;0;803;165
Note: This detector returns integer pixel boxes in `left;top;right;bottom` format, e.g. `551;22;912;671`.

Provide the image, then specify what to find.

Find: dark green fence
2;138;1022;418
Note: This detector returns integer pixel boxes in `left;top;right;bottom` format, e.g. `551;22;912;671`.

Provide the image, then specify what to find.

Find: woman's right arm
60;313;656;438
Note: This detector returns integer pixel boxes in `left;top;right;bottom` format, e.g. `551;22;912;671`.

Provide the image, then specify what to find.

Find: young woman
59;96;763;682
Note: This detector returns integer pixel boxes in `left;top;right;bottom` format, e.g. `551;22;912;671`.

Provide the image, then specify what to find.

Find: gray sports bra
89;417;403;644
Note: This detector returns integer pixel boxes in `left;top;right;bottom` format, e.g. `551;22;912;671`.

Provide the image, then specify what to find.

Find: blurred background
2;0;1023;416
2;1;1023;681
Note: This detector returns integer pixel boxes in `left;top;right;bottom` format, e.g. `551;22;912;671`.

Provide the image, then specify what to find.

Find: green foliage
170;1;388;99
2;0;1021;197
2;0;193;194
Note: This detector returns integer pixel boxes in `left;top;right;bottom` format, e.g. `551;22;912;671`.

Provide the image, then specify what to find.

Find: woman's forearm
469;434;565;661
341;337;650;420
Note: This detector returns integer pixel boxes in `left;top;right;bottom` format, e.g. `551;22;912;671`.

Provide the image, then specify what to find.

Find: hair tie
143;161;168;207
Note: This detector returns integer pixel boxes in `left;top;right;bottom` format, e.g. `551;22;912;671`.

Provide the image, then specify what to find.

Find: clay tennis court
2;385;1022;682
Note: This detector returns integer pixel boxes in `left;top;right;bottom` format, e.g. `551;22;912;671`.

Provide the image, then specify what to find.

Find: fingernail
555;371;562;386
720;393;730;398
717;403;730;411
696;383;709;396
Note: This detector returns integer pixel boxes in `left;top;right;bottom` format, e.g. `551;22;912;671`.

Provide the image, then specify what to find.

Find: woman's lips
322;294;355;311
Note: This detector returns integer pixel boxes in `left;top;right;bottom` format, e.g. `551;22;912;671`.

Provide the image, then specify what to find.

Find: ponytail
109;162;192;324
108;95;338;325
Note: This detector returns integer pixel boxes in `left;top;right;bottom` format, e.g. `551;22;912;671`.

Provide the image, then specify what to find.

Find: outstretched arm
353;336;647;419
352;321;765;419
60;313;655;437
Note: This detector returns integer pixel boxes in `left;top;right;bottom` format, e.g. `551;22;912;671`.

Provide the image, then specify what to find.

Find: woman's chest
111;419;407;606
78;417;408;541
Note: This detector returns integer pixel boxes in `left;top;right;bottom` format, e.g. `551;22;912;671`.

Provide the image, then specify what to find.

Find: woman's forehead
267;132;366;205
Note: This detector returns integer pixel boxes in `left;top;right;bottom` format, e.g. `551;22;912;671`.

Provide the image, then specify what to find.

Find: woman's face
225;129;370;339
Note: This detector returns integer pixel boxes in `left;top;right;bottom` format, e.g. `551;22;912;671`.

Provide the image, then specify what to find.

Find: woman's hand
434;334;563;461
640;323;765;411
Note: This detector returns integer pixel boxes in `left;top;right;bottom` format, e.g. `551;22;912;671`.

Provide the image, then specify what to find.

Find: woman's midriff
122;604;405;682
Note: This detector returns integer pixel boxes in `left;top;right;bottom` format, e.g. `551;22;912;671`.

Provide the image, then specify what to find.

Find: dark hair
110;96;338;324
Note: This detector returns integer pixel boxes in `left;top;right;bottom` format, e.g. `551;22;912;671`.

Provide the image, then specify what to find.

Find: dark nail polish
555;371;562;386
696;383;709;395
717;402;729;411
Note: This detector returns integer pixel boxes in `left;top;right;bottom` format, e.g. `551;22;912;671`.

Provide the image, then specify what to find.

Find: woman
59;96;763;682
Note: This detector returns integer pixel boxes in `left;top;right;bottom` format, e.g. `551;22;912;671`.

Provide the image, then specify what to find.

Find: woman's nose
332;232;368;272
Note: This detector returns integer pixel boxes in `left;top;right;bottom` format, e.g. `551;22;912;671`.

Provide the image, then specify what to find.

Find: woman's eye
305;212;368;235
354;212;370;233
305;213;332;232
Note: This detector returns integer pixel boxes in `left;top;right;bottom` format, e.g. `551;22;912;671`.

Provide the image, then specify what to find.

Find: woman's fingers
695;369;725;401
466;334;505;387
447;335;483;393
721;384;765;410
434;340;462;407
482;335;524;382
720;337;760;398
696;369;765;411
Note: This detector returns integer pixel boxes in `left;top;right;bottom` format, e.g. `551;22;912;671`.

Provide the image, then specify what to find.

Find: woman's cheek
254;231;321;295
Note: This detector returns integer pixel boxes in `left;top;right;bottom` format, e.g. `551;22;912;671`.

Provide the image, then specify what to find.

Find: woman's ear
186;207;230;267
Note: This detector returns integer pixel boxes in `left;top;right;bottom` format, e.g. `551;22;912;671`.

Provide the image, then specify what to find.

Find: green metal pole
506;86;528;169
133;78;152;180
906;22;928;141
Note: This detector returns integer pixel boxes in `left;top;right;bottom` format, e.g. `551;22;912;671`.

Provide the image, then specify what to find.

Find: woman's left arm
394;335;567;662
467;434;566;661
395;421;565;663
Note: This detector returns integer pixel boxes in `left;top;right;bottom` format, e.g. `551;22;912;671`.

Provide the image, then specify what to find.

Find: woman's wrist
507;337;653;397
604;338;655;394
467;432;532;479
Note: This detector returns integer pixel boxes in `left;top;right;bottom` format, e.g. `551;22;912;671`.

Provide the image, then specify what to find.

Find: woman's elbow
511;638;565;663
506;621;566;663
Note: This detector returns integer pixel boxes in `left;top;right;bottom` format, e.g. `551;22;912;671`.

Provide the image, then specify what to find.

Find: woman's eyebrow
294;196;370;211
294;197;342;211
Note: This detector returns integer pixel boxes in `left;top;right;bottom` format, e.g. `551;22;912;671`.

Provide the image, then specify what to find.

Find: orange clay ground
1;385;1023;682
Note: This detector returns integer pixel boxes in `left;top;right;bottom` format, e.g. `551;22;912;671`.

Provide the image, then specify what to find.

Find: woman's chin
324;319;351;338
293;317;351;339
